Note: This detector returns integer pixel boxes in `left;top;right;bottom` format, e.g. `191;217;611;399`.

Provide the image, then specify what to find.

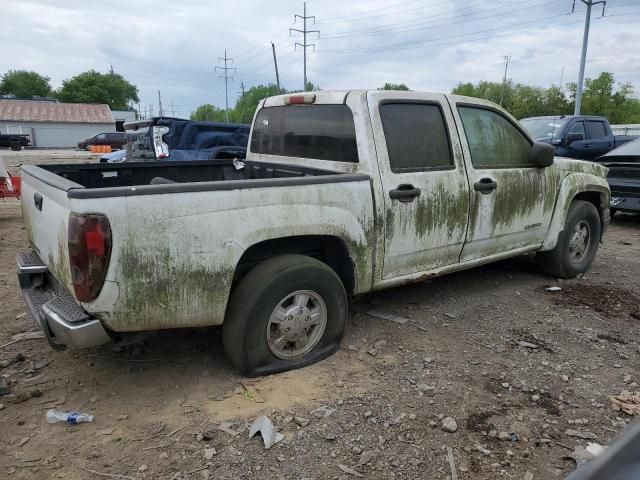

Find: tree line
0;70;139;111
452;72;640;123
3;68;638;124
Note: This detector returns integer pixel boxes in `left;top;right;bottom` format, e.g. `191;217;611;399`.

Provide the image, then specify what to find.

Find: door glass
458;107;532;168
379;103;453;173
96;134;106;140
586;121;607;139
568;121;586;137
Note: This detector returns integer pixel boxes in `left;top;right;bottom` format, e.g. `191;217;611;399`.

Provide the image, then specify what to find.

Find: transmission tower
216;49;236;123
290;2;319;91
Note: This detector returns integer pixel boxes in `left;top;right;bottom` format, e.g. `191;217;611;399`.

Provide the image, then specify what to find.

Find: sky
1;0;639;118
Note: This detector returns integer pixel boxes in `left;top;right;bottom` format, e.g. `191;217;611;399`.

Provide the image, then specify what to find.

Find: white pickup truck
17;90;610;375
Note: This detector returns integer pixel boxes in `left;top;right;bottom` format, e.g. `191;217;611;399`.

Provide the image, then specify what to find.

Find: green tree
56;70;139;110
0;70;52;99
233;84;283;123
379;82;410;91
567;72;640;123
190;104;228;122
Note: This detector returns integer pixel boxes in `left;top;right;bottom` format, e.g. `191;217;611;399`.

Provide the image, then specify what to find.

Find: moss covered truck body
17;90;609;373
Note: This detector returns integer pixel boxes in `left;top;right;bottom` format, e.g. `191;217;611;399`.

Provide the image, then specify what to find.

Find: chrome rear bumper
16;251;111;350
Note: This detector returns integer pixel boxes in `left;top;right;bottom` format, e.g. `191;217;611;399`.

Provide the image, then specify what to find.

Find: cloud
1;0;637;117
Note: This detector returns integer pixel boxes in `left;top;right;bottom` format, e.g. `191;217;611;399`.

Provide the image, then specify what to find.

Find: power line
319;0;427;22
290;2;319;91
321;0;562;39
572;0;606;115
317;0;457;24
215;49;236;123
319;12;570;53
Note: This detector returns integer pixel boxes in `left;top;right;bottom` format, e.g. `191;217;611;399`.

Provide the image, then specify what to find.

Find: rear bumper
16;251;111;350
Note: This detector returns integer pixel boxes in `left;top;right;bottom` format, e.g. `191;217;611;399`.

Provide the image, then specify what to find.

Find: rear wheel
537;200;601;278
223;254;347;376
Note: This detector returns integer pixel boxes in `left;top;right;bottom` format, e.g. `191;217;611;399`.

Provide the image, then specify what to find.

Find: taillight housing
68;213;112;302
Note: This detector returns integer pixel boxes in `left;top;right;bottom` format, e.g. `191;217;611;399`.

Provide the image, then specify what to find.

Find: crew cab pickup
17;90;610;376
520;114;638;160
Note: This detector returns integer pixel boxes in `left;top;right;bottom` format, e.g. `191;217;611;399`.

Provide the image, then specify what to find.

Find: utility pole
499;54;511;106
271;42;281;92
572;0;606;115
290;2;319;91
157;90;164;117
148;104;154;118
238;82;246;122
169;99;178;117
216;49;236;123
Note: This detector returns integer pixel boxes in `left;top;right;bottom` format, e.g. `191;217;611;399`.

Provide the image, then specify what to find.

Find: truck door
367;91;470;279
565;120;589;159
451;102;550;261
585;119;614;159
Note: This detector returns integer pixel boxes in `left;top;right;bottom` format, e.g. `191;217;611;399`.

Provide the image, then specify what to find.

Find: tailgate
20;165;76;292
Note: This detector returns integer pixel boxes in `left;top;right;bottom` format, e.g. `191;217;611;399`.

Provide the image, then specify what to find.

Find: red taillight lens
68;213;112;302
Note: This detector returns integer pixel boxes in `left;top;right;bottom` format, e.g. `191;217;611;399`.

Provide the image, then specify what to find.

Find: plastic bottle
46;409;94;424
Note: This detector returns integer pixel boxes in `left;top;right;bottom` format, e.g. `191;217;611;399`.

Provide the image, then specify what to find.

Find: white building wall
0;121;115;147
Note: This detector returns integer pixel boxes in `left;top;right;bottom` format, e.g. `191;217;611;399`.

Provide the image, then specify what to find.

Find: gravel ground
1;188;640;479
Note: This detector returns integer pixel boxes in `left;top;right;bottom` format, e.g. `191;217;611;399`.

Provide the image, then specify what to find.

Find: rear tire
537;200;601;278
223;254;347;376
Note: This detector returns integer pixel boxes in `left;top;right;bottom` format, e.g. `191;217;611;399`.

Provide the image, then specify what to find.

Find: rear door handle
474;178;497;194
389;184;421;203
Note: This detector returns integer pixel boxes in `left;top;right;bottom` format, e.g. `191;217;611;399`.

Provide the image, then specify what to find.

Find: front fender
541;173;610;251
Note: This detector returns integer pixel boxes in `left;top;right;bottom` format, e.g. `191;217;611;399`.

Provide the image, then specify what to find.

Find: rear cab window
250;105;358;162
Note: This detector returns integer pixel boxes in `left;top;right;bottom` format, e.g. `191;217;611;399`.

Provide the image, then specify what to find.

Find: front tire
223;254;348;376
10;141;22;151
537;200;601;278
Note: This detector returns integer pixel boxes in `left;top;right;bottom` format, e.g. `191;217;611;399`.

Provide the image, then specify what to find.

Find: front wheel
537;200;601;278
10;141;22;151
223;254;347;376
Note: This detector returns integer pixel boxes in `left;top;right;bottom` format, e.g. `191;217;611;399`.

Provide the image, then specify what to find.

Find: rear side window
250;105;358;162
458;106;532;168
587;120;607;139
379;103;453;173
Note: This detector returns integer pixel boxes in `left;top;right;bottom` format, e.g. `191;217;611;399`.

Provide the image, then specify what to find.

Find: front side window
250;105;358;162
96;134;107;140
587;121;607;139
458;106;532;168
568;121;586;137
379;103;453;173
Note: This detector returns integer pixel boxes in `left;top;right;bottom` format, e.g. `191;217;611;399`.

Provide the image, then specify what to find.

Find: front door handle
473;178;497;194
389;184;421;203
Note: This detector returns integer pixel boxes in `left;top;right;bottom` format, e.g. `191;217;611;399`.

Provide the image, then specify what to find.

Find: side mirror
529;141;554;167
566;132;584;144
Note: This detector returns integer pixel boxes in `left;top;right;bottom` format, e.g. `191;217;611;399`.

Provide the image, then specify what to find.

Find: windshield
520;117;568;140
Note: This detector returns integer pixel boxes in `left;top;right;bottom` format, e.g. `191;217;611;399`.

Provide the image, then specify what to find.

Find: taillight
68;213;112;302
284;94;316;105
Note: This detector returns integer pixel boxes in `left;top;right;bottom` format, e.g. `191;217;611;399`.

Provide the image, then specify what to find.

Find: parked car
520;115;638;160
0;133;30;151
17;90;610;376
77;132;127;150
597;138;640;214
124;117;249;162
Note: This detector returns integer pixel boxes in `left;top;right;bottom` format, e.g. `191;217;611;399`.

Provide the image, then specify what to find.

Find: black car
77;132;127;150
597;138;640;214
0;133;31;151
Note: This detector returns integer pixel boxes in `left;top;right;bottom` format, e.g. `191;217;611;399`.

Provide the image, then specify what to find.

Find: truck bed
24;159;365;199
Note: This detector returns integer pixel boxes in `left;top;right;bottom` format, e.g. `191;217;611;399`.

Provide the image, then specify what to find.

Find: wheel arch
541;173;610;251
232;235;358;296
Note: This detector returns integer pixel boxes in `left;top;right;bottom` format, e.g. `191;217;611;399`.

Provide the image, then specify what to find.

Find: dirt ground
1;167;640;479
